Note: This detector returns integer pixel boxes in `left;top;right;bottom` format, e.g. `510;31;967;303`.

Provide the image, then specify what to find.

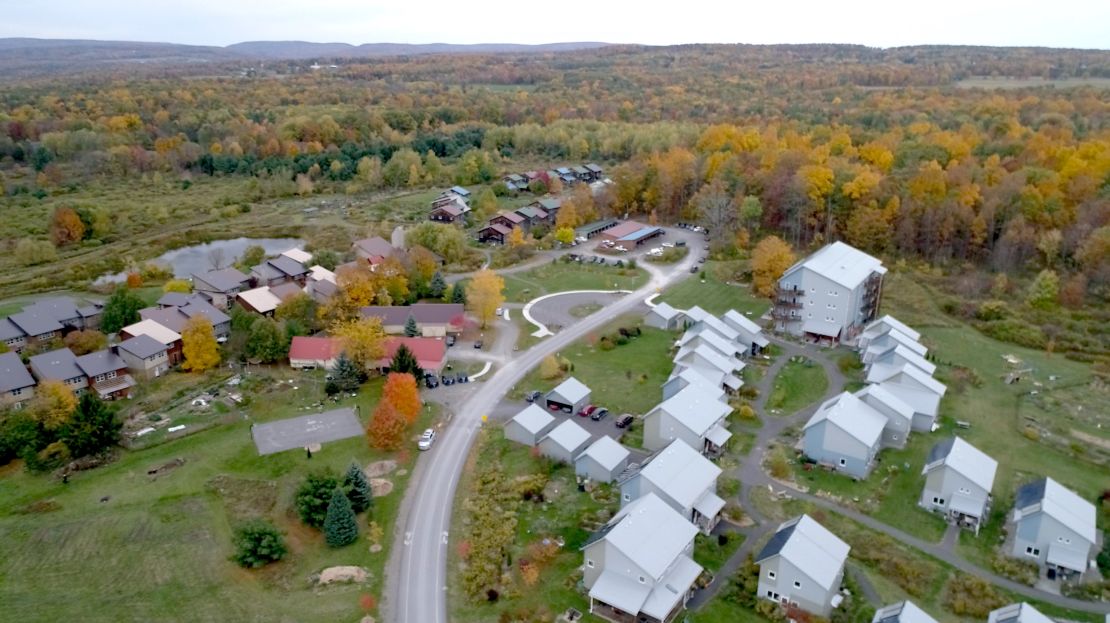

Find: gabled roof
535;198;562;210
29;348;83;381
75;349;127;377
804;391;887;447
25;297;81;321
308;265;337;284
665;367;726;402
923;437;997;493
869;344;935;379
987;603;1054;623
117;334;167;359
691;315;740;341
359;303;465;326
548;376;591;404
481;223;511;236
876;381;942;417
121;319;182;346
648;301;682;321
603;492;699;580
882;363;946;396
585;163;603;173
577;435;630;471
782;241;886;290
193;267;250;292
449;185;471;196
602;220;650;239
636;439;721;509
139;307;187;332
722;309;766;342
866;329;927;357
156;292;195;308
675;343;740;376
756;514;849;591
864;315;921;342
652;385;732;437
280;248;313;264
854;384;914;425
542;419;591;453
0;351;35;393
8;310;64;337
353;236;396;258
1013;477;1096;544
508;404;555;435
495;211;525;224
379;337;447;370
269;281;304;302
678;328;740;360
237;287;283;314
288;336;342;362
872;600;939;623
266;254;309;277
179;300;231;327
0;318;26;341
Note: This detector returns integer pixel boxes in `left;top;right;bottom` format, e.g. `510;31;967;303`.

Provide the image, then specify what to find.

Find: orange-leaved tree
382;372;421;425
367;400;407;451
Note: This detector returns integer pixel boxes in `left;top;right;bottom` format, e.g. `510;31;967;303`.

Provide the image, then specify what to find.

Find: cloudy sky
3;0;1108;49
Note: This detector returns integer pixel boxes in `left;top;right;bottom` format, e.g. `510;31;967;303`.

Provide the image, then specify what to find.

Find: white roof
784;241;886;289
854;384;914;425
881;363;946;396
639;555;702;620
693;490;726;519
675;344;740;376
589;571;651;616
758;514;849;590
924;437;997;493
722;309;762;335
543;419;591;453
653;385;732;437
577;435;630;471
864;315;921;342
705;424;733;448
693;316;739;341
803;318;842;338
638;440;721;509
667;368;726;402
309;265;337;284
804;391;887;447
549;376;591;404
509;404;555;435
1046;543;1089;573
987;603;1054;623
281;248;313;264
683;305;709;322
866;330;927;358
649;301;682;321
606;493;699;580
1016;477;1097;544
876;381;941;417
678;328;741;359
871;344;935;375
674;363;742;393
872;600;939;623
237;286;283;314
121;319;181;345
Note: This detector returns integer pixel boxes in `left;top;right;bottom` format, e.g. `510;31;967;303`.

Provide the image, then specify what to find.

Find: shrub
598;337;615;351
990;554;1039;585
295;470;339;529
230;521;287;568
768;450;791;479
836;354;863;374
976;300;1009;321
737;404;756;420
944;573;1007;618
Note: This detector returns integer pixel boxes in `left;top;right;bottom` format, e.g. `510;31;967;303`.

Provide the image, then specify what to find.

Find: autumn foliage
367;400;407;451
382;372;421;425
751;236;797;298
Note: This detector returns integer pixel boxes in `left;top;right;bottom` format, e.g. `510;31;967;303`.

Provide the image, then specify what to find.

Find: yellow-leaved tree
751;235;796;298
332;317;386;372
181;316;220;372
29;379;78;431
466;269;505;329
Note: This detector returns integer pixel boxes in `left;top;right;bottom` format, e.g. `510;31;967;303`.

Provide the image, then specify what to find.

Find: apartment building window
638;576;646;584
793;581;801;589
1025;546;1040;557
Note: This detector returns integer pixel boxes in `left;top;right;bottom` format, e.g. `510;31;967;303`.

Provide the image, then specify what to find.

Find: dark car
441;375;454;386
690;265;699;273
446;335;456;347
676;240;686;247
473;340;483;349
425;376;439;389
615;414;635;428
590;407;610;421
525;390;543;403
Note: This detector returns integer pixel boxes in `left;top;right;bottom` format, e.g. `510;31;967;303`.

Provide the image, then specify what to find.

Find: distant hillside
226;40;610;59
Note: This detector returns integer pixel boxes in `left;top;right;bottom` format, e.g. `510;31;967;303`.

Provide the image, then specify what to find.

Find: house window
838;458;846;466
95;374;106;382
586;560;594;568
767;590;777;599
1025;546;1040;557
892;435;899;440
1057;537;1071;545
932;497;945;505
623;494;630;502
11;387;22;396
638;576;646;584
767;570;776;580
793;581;801;589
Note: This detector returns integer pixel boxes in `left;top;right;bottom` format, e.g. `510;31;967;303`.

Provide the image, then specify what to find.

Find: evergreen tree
100;286;144;334
332;353;363;392
389;343;421;379
343;462;374;514
428;271;447;299
60;392;121;458
451;281;467;305
295;470;339;528
230;520;287;568
323;488;359;547
403;313;419;337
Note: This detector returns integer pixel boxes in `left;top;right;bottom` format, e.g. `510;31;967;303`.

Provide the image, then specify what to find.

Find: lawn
501;261;648;303
765;357;828;415
0;370;437;623
694;532;745;575
687;599;770;623
511;318;677;416
658;260;770;317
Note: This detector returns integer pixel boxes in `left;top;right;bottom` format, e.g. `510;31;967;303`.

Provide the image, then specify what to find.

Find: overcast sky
3;0;1108;49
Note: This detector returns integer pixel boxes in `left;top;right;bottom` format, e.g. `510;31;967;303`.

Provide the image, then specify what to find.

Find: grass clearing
501;261;648;303
694;532;745;575
658;260;769;317
766;357;828;415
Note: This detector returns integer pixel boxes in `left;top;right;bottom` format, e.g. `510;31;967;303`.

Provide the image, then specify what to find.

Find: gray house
774;241;886;343
874;365;947;432
620;439;723;534
537;419;591;464
575;436;631;483
861;328;926;364
503;404;558;447
755;514;850;617
0;351;35;408
866;344;936;383
676;327;744;362
545;377;591;414
802;391;887;479
722;309;770;356
192;267;251;310
987;603;1054;623
644;302;684;331
672;344;743;393
872;600;938;623
920;437;998;534
857;315;921;352
661;367;725;402
116;334;170;380
642;385;732;454
854;384;915;449
683;307;741;342
29;348;88;394
1009;477;1097;579
582;492;702;623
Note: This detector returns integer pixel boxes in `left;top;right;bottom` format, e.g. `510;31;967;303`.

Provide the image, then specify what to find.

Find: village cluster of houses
502;163;605;192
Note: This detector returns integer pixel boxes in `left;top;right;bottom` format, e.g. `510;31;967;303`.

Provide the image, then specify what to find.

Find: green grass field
658;260;770;317
512;319;677;415
501;261;648;303
0;372;435;623
765;357;828;415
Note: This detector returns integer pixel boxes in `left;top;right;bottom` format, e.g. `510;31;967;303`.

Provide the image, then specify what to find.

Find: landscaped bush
849;532;936;597
230;520;287;568
1063;579;1110;601
990;554;1039;585
294;470;339;529
944;573;1007;618
836;354;863;374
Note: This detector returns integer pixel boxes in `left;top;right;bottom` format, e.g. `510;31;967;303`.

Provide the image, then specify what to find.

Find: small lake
94;237;305;284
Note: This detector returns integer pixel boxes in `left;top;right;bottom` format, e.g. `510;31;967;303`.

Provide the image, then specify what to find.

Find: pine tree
59;392;121;457
323;488;359;547
390;343;421;379
451;281;467;305
333;353;363;392
295;470;339;528
343;462;374;514
404;313;419;337
429;271;447;299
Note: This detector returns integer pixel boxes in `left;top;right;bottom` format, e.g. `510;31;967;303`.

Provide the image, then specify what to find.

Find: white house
645;302;685;331
802;392;888;479
755;514;850;617
537;419;592;464
874;364;947;432
920;437;997;534
1009;477;1097;579
575;435;631;483
504;404;557;447
866;344;936;383
619;439;724;534
544;377;592;414
722;309;770;356
582;493;702;623
676;327;745;363
642;385;733;455
857;315;920;352
871;600;939;623
854;384;915;449
987;603;1055;623
672;344;743;393
862;329;927;364
661;367;726;402
774;241;886;343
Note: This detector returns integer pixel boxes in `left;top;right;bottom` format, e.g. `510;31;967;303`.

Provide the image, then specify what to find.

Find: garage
545;376;592;414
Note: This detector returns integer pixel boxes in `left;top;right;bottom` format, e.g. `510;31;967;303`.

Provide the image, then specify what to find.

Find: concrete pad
251;407;362;455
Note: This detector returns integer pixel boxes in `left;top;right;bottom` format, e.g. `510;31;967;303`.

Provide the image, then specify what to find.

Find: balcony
92;374;136;399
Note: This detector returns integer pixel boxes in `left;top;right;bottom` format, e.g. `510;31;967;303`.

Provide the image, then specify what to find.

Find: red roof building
288;336;343;370
378;337;447;374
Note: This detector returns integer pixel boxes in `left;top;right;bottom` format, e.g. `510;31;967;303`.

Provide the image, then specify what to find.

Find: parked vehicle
698;256;707;263
441;375;454;386
578;404;597;417
446;335;456;347
495;307;504;316
417;428;437;451
676;240;686;247
590;407;610;421
662;242;675;248
690;265;699;273
525;390;543;403
474;340;483;349
615;414;635;428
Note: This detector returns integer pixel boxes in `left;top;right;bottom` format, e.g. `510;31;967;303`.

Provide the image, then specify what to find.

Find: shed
537;420;592;464
575;436;631;483
545;377;591;414
504;404;558;447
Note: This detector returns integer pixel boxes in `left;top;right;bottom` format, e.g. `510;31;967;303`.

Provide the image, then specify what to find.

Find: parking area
528;291;627;332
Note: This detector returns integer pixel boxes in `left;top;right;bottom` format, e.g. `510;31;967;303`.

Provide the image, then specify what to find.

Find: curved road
383;251;697;623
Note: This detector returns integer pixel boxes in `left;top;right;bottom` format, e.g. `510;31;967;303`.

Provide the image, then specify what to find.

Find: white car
418;428;437;451
615;245;627;252
662;242;675;248
496;307;504;317
576;236;588;243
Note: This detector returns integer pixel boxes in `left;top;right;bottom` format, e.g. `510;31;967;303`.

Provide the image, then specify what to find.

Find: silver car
417;428;437;451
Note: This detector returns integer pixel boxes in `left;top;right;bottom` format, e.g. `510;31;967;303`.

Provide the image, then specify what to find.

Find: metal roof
987;603;1054;623
881;363;946;396
652;385;732;437
870;344;935;375
783;241;887;290
237;287;283;314
705;424;732;448
75;349;127;378
542;419;591;453
588;572;651;617
875;381;941;417
121;319;182;345
722;309;765;339
640;555;702;620
0;351;35;393
156;292;194;308
193;267;250;292
678;329;741;360
872;600;939;623
27;297;81;321
280;248;313;264
756;514;849;590
638;439;721;509
0;318;26;341
267;254;309;277
924;437;997;493
804;391;887;447
802;318;842;338
8;310;63;337
117;334;168;359
548;376;591;405
1045;543;1089;573
1014;477;1096;544
674;344;740;377
854;384;914;425
863;315;921;342
866;329;927;357
29;348;83;382
509;404;556;435
577;435;630;471
353;236;395;258
605;492;699;580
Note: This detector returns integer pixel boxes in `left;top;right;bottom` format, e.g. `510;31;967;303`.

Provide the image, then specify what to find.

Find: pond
94;237;305;284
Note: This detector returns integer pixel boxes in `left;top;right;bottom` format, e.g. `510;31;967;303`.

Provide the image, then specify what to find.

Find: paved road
383;247;696;623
